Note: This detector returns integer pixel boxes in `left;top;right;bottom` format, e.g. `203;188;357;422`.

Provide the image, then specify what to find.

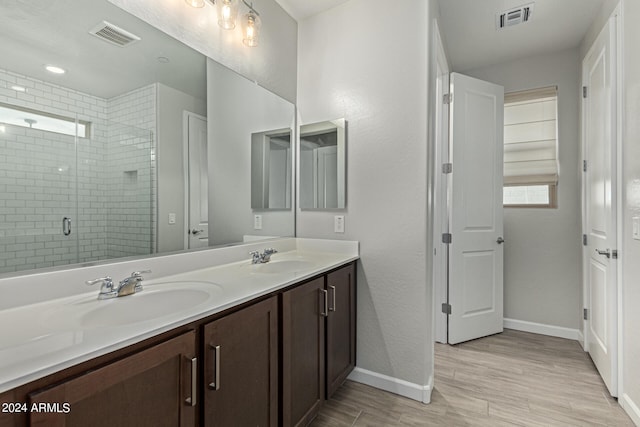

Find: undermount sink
244;259;316;274
43;281;222;330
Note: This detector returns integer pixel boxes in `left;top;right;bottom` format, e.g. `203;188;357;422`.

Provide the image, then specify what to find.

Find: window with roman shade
503;86;559;207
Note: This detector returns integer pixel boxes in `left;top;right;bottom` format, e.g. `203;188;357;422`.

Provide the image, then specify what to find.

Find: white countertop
0;238;358;393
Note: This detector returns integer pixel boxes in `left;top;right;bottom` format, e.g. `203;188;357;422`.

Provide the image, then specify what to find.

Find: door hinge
583;308;588;320
583;234;587;246
443;93;452;104
583;86;588;98
442;163;452;174
442;233;452;244
442;303;452;315
612;249;618;259
583;160;587;172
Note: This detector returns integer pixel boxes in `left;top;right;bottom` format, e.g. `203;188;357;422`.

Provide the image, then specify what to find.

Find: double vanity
0;238;358;426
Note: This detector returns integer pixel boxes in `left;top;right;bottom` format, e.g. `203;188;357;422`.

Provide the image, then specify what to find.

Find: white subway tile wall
0;69;157;274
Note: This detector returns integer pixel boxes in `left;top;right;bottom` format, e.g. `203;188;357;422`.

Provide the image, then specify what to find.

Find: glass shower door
0;123;78;274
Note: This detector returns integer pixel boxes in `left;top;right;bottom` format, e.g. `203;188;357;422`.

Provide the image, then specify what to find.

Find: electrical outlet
633;217;640;240
168;213;176;225
334;215;345;233
254;215;263;230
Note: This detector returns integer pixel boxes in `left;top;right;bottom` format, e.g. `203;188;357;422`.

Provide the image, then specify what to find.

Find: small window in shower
0;102;90;138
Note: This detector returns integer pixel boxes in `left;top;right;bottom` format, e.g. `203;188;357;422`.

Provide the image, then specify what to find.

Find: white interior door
185;112;209;249
448;72;504;345
317;145;338;208
583;16;618;396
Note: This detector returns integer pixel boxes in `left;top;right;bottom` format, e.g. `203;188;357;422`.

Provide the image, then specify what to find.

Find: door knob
191;229;204;235
496;237;505;244
595;248;611;258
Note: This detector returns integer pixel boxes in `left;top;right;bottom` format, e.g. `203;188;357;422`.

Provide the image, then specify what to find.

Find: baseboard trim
347;367;433;403
504;318;582;341
621;393;640;426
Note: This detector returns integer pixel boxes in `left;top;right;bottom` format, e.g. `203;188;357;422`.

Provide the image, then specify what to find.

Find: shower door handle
62;217;72;236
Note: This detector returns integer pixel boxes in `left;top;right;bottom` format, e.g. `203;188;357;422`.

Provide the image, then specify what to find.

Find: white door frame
581;5;623;398
432;20;450;344
183;110;209;249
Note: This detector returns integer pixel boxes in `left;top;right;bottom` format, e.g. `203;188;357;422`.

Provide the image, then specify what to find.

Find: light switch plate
254;215;263;230
168;213;176;225
633;217;640;240
334;215;345;233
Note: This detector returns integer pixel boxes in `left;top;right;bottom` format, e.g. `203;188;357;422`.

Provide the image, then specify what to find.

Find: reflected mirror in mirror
0;0;295;277
208;59;295;245
251;129;292;210
299;119;346;209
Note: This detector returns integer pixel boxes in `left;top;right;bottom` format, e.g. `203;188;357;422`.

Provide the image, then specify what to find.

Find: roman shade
503;86;558;186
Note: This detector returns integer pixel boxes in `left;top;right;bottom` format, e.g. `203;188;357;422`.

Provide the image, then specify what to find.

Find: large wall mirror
299;119;346;209
0;0;295;277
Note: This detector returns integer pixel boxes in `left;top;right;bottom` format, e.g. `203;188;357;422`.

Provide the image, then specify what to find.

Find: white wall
464;49;583;331
107;0;297;103
297;0;436;399
621;0;640;423
156;83;206;253
208;59;295;245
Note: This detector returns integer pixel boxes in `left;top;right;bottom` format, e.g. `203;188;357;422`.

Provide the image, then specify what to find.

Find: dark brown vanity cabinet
28;331;197;427
325;263;356;399
202;296;279;427
282;263;356;426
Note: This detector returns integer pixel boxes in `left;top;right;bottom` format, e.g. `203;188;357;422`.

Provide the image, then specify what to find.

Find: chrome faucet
249;248;278;264
86;270;151;300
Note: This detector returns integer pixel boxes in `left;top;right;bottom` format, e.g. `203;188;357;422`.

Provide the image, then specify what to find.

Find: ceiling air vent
89;21;141;47
496;3;534;30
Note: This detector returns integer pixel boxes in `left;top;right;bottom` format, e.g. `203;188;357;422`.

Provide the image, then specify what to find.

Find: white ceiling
437;0;606;71
0;0;206;100
275;0;351;20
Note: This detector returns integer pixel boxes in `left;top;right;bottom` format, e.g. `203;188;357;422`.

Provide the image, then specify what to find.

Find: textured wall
296;0;434;392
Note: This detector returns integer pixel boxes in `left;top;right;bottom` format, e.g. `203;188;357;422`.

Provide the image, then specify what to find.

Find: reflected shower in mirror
251;129;292;210
299;119;346;209
0;0;295;277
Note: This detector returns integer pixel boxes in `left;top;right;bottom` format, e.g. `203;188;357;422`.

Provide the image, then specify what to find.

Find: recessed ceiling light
45;65;66;74
11;85;27;92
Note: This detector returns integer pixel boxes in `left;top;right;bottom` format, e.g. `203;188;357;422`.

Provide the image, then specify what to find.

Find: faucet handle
249;251;261;264
86;277;115;297
131;270;151;277
86;276;113;288
263;248;278;255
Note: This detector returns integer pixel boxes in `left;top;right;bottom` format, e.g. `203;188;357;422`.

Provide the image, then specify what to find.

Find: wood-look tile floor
311;329;634;426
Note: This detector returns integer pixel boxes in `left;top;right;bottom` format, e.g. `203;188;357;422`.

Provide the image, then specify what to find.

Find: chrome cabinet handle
329;286;336;312
496;237;505;244
595;248;611;258
321;289;329;317
62;217;72;236
209;345;221;390
185;357;197;406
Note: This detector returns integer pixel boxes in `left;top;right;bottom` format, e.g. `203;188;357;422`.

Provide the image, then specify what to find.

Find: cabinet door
282;277;325;427
28;331;197;427
326;263;356;398
203;296;278;427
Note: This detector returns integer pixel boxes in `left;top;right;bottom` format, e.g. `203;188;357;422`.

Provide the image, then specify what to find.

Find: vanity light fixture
45;65;66;74
185;0;261;46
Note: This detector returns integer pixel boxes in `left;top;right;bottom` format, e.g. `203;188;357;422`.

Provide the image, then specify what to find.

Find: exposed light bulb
185;0;205;7
242;11;260;47
217;0;238;29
